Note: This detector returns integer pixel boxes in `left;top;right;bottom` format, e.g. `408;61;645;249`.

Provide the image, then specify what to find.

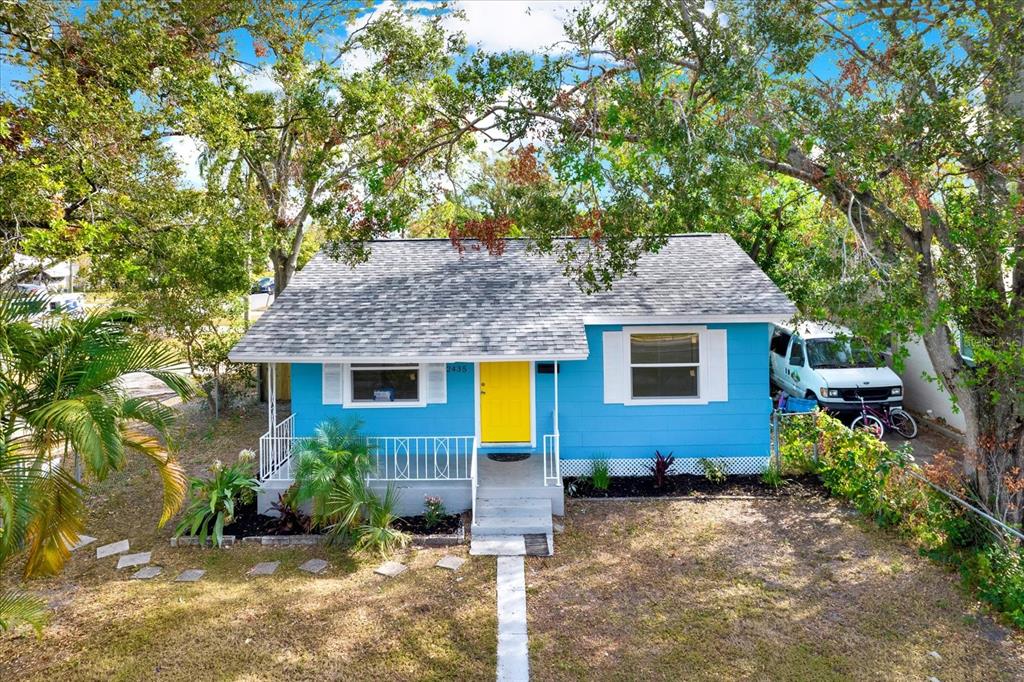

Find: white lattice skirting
560;456;771;477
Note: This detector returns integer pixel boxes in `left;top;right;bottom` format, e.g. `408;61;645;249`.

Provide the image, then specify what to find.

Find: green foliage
0;292;194;580
761;465;785;489
590;458;611;491
423;495;447;530
174;451;260;548
779;411;1024;627
0;590;47;637
291;419;407;556
697;458;727;484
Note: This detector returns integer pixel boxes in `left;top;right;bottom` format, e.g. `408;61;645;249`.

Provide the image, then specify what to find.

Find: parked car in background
14;282;49;296
770;322;904;413
251;277;274;295
46;292;86;318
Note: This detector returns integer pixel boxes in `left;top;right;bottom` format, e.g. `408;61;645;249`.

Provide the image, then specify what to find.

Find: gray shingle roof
229;234;795;362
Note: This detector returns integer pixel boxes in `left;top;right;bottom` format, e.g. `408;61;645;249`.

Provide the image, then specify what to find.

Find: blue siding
288;322;771;460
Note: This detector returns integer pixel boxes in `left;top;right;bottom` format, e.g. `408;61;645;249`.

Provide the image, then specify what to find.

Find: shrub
650;450;675;488
698;458;727;484
175;451;260;547
423;495;447;530
271;492;311;535
591;458;611;491
291;418;406;556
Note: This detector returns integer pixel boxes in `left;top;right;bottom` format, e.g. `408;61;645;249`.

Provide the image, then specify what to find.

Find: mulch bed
564;474;826;499
223;500;463;537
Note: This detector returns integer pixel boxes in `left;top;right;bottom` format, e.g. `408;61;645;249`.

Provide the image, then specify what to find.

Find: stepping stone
131;566;162;580
96;539;130;559
374;561;407;578
116;551;151;569
435;555;466;571
174;569;205;583
298;559;328;574
248;561;279;576
71;535;97;551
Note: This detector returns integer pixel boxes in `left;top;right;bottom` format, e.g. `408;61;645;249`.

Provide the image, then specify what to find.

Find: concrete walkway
496;555;529;681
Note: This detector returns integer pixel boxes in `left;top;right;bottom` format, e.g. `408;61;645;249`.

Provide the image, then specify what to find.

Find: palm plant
291;418;407;554
291;418;374;529
0;293;194;633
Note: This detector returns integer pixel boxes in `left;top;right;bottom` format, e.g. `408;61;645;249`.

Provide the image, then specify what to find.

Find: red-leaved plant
651;450;675;488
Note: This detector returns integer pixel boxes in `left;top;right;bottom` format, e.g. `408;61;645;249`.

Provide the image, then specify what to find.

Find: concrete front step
472;497;553;537
470;535;526;556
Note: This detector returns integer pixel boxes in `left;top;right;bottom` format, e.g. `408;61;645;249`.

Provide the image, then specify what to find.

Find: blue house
229;235;795;545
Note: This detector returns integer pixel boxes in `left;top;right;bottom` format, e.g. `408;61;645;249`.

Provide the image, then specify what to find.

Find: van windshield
806;338;877;369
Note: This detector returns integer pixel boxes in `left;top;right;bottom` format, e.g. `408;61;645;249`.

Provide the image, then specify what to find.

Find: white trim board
583;314;789;325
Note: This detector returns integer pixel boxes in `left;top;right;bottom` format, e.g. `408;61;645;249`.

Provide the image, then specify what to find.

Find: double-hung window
628;332;701;400
350;364;421;403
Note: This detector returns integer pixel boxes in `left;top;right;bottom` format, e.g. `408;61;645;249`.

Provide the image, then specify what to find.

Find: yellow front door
479;362;532;443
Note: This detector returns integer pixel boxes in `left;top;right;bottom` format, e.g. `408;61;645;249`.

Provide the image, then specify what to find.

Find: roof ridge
353;233;727;244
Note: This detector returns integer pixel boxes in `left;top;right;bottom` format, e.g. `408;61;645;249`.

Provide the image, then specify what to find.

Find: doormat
486;453;531;462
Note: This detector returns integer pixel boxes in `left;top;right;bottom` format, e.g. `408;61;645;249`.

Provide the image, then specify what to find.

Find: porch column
553;360;559;436
268;362;277;431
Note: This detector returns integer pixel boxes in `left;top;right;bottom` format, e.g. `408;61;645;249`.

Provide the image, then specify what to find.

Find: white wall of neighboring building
899;337;966;432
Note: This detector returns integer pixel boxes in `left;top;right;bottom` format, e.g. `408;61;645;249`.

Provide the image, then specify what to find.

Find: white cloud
447;1;588;53
228;63;281;93
164;135;204;188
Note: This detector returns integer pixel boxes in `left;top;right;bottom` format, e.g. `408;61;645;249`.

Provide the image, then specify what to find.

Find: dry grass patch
526;498;1024;681
1;405;496;681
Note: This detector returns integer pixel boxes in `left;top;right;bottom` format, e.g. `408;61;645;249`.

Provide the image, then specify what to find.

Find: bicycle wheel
851;413;885;439
888;408;918;439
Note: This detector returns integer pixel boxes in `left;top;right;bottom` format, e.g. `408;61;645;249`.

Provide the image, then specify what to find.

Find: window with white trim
350;364;420;403
628;332;700;399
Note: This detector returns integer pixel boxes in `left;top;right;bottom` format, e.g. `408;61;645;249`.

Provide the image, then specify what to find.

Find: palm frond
121;428;187;526
0;590;48;636
22;464;86;577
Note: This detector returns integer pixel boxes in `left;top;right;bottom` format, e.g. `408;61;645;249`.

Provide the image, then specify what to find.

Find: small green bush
591;458;611;491
697;457;727;484
761;464;785;489
175;450;260;547
423;495;447;530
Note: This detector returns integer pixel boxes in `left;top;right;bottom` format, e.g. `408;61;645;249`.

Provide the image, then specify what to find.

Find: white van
769;322;904;413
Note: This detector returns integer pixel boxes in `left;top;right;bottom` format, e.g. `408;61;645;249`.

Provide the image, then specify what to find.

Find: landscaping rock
131;566;162;580
174;569;206;583
71;535;97;551
248;561;280;576
374;561;407;578
96;539;130;559
435;555;466;571
928;651;942;661
116;551;152;569
299;559;328;574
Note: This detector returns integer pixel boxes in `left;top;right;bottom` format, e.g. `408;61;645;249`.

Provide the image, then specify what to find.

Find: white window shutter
322;363;343;405
706;329;729;402
603;331;627;404
425;363;447;404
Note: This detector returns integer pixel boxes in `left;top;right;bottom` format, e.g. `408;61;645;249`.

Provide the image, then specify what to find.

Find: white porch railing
470;438;479;524
365;436;474;481
259;414;301;481
542;433;561;486
257;419;474;484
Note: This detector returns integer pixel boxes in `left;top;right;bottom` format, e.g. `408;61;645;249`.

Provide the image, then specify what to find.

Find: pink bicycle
850;397;918;439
